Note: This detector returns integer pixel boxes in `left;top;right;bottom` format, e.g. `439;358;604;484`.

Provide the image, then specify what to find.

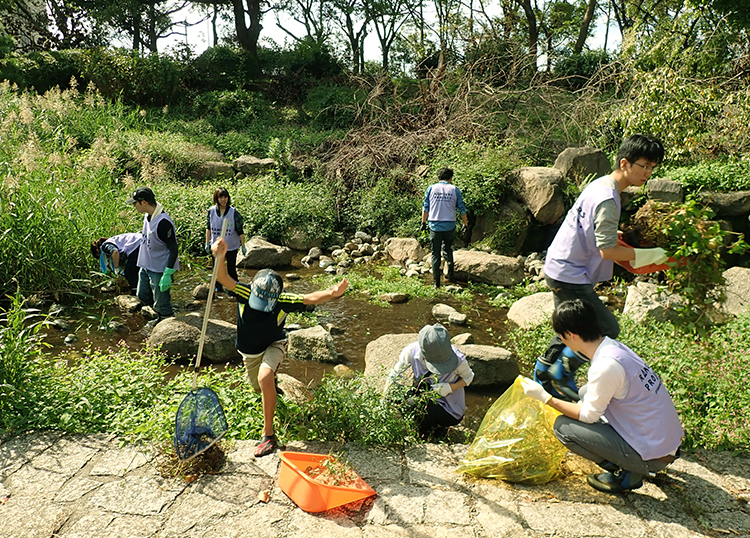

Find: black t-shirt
233;282;307;354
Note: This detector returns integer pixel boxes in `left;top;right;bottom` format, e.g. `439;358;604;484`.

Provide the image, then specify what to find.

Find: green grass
317;265;474;306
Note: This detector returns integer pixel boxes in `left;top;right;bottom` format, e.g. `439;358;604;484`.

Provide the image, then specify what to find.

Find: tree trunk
230;0;262;75
212;4;219;46
516;0;537;72
573;0;597;54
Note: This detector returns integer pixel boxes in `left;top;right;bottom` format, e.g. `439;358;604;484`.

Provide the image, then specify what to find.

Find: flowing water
39;253;521;431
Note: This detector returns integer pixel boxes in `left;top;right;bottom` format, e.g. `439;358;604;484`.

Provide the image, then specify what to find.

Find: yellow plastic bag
456;376;566;484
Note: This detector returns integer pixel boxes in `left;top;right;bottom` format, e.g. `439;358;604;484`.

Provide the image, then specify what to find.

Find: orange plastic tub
277;451;376;512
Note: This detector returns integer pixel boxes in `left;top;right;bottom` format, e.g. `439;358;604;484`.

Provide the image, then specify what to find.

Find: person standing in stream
421;167;469;288
211;236;348;458
127;187;179;319
205;187;247;293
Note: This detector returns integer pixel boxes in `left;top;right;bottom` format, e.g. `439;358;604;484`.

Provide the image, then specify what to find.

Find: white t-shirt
578;337;628;424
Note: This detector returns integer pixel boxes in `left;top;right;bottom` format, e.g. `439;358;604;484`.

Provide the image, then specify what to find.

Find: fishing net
455;376;566;484
174;387;228;461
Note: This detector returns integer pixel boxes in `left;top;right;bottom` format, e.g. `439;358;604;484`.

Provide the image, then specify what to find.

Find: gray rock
141;306;159;320
344;242;358;252
622;282;683;324
232;155;275;176
404;269;420;277
380;293;408;303
452;249;524;286
354;231;372;243
647;178;684;203
318;256;335;269
191;161;233;181
696;190;750;217
451;333;474;345
285;227;323;251
193;284;209;301
511;166;566;224
384;238;427;264
237;236;293;268
285;273;301;281
333;364;356;379
307;247;322;260
620;185;644;210
432;303;458;321
448;312;467;325
553;147;611;182
720;266;750;317
115;295;142;312
470;199;529;254
147;315;240;363
359;243;375;256
287;325;339;363
276;373;312;404
64;334;77;344
507;292;555;329
364;333;419;391
455;344;520;387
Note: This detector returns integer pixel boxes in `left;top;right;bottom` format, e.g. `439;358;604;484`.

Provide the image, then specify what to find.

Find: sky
159;5;622;61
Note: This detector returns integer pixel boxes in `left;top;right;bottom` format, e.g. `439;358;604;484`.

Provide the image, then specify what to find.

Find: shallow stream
38;253;522;432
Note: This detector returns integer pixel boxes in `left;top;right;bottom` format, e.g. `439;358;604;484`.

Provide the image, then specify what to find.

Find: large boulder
454;344;519;387
647;179;684;204
452;250;524;286
696;191;750;217
237;236;293;268
554;147;611;183
191;161;234;181
364;333;419;392
506;292;555;329
232;155;276;176
277;373;313;404
284;227;324;251
384;238;427;264
510;167;566;224
147;315;240;363
287;325;339;363
622;282;683;324
470;199;529;255
721;266;750;317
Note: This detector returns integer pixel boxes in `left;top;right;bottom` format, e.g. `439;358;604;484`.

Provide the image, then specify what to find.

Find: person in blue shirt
421;168;469;288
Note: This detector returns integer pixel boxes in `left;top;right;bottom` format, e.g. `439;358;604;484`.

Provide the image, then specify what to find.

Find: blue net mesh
174;387;228;460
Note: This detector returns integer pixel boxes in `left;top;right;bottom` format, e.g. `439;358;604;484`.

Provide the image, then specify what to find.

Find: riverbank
1;431;748;537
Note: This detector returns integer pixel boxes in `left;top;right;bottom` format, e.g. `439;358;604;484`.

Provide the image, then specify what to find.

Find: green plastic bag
456;376;566;484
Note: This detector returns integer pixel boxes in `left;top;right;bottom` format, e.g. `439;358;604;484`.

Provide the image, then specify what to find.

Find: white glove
432;382;452;397
520;376;552;404
632;247;668;269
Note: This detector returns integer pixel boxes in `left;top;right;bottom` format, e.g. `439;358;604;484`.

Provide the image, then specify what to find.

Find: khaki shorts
239;341;286;392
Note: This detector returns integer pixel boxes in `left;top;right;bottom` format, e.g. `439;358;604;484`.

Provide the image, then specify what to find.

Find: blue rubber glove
159;267;176;292
240;244;247;256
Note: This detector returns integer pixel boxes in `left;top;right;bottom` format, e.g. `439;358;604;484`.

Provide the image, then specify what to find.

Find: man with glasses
534;135;667;401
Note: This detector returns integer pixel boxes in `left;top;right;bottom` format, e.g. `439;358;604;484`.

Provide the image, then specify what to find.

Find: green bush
429;139;521;215
665;160;750;193
77;48;183;106
352;169;422;237
190;46;245;91
304;84;361;130
0;50;84;93
553;50;610;89
193;89;277;133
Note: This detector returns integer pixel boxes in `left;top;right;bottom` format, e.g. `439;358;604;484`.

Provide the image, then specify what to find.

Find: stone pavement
1;432;749;538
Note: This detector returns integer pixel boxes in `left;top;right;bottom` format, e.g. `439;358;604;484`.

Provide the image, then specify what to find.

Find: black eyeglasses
632;162;657;172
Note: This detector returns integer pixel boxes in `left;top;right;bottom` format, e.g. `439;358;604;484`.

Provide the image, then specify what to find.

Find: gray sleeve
593;199;619;250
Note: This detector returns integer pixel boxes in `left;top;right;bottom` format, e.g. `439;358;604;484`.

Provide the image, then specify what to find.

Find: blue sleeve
456;188;467;215
422;186;432;212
